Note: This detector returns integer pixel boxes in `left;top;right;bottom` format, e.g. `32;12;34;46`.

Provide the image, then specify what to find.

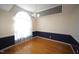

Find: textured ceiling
0;4;60;13
17;4;60;12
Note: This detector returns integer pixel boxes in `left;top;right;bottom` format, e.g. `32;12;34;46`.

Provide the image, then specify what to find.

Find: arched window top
13;11;30;21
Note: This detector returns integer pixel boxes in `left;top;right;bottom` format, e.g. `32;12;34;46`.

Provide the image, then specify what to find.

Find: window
13;11;32;42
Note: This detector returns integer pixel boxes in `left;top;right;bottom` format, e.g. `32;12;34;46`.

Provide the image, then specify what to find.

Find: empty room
0;4;79;54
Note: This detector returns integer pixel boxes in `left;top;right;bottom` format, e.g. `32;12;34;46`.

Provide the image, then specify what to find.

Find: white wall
0;5;31;38
37;5;75;34
35;5;79;42
32;17;37;31
0;9;14;38
37;13;72;34
0;5;19;38
70;5;79;42
0;5;33;38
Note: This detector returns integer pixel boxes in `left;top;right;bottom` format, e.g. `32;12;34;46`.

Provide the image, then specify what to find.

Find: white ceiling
0;4;60;12
17;4;60;12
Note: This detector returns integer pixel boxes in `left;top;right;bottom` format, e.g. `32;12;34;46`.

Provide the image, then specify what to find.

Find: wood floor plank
1;37;74;54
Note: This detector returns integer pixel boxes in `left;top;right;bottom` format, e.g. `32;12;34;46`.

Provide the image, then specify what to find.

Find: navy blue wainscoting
37;31;50;38
0;35;15;50
33;31;37;37
33;31;79;53
50;33;79;45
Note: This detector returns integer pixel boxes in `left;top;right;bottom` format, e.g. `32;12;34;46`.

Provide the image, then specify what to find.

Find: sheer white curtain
13;11;32;42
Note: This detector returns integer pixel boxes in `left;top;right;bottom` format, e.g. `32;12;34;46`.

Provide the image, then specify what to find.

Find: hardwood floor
1;37;74;54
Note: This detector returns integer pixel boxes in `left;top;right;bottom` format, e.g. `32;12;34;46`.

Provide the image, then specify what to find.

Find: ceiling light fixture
32;12;40;18
31;5;40;18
